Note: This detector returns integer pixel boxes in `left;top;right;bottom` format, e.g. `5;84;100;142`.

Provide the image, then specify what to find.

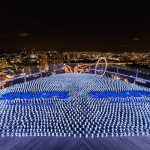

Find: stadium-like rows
0;73;150;138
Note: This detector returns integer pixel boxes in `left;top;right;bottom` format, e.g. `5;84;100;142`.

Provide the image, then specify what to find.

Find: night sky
0;1;149;52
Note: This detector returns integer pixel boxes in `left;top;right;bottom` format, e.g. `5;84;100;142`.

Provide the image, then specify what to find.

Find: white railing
0;63;150;89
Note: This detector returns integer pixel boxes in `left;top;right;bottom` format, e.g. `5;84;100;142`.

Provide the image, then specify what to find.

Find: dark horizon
0;1;150;52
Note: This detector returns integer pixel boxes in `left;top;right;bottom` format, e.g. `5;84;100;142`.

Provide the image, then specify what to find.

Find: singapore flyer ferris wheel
95;57;108;76
63;57;108;76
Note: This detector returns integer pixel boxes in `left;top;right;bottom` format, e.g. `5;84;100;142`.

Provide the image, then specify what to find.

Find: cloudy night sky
0;1;149;52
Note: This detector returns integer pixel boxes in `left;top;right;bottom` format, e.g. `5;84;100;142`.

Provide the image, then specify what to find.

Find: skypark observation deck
0;60;150;150
0;73;150;138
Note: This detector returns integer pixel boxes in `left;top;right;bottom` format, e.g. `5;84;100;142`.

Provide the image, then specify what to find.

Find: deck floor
0;136;150;150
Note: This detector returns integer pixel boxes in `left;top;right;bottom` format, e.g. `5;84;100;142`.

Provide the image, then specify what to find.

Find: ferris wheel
95;57;108;76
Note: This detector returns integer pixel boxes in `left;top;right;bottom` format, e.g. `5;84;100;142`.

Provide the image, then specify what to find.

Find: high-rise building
0;58;8;69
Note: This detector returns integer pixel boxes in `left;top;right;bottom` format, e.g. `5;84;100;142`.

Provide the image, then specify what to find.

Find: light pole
22;68;26;82
116;66;119;75
0;79;2;89
134;69;139;84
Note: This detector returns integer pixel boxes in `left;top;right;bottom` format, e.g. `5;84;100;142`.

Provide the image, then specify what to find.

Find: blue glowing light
0;73;150;138
0;91;69;106
0;91;69;100
90;91;150;99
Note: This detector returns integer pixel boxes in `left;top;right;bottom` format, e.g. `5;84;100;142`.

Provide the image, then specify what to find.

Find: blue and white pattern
0;73;150;138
